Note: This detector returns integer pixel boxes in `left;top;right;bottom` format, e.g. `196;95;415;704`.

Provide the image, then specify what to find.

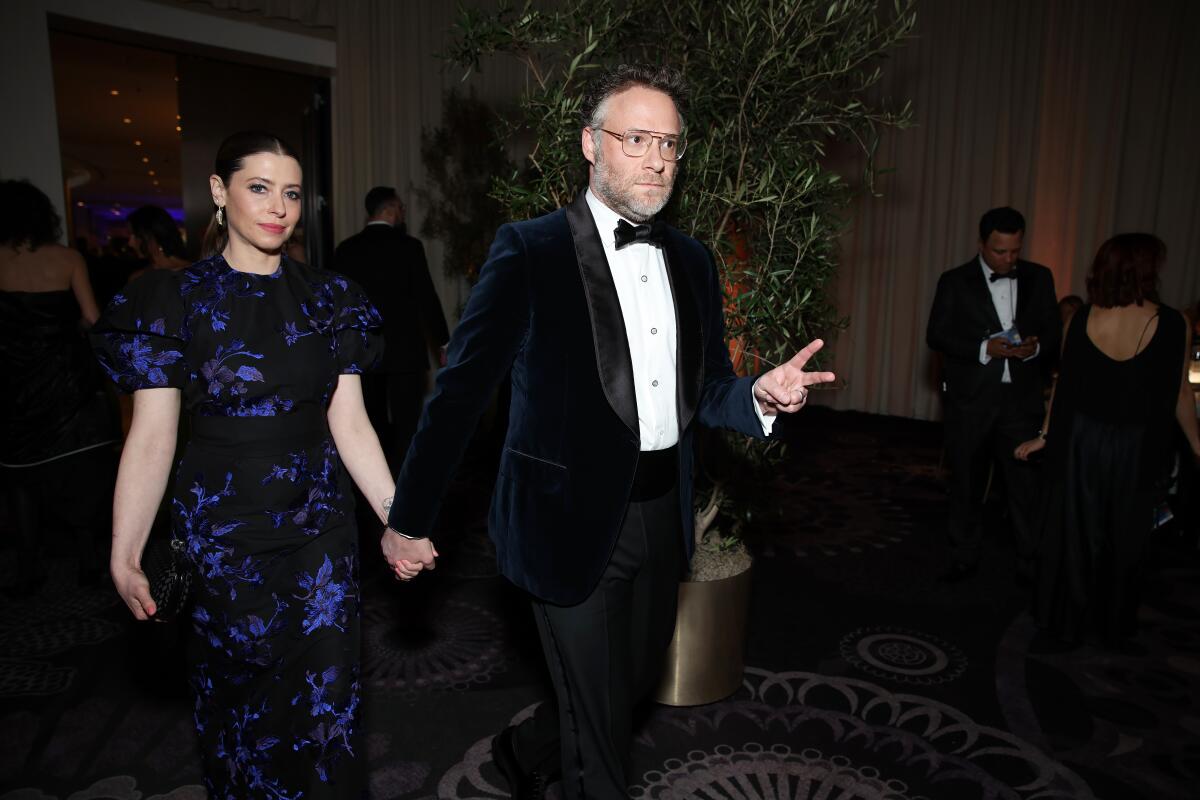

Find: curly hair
128;205;188;260
1086;233;1165;308
0;180;63;250
580;64;688;130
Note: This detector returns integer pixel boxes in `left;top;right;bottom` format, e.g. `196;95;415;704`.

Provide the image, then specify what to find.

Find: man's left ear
581;127;596;166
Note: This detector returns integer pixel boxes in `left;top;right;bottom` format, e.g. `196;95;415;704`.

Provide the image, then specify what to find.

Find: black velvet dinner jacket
387;191;765;604
926;256;1059;412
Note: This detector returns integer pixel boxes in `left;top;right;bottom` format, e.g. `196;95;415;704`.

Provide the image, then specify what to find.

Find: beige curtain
823;0;1200;421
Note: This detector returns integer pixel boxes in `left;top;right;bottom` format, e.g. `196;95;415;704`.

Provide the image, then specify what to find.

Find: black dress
0;290;115;467
92;254;382;797
1035;304;1185;643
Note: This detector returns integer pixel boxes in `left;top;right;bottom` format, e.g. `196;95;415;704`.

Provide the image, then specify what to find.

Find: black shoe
939;561;977;584
492;726;550;800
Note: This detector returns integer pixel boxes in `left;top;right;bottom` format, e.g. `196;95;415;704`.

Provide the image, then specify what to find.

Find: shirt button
640;275;648;283
652;380;659;387
650;327;657;335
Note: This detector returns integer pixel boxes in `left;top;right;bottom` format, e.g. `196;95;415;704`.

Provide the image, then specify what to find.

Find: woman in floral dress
93;131;411;796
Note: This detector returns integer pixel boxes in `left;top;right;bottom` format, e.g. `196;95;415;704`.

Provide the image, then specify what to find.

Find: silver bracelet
387;526;421;541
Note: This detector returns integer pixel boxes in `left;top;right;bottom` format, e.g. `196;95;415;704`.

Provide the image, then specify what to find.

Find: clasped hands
380;529;438;582
753;338;838;415
986;335;1039;361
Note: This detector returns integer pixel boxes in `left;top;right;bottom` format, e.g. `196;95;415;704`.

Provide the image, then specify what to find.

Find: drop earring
216;206;225;226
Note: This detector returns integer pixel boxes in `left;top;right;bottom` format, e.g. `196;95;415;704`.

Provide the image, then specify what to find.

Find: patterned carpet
2;408;1197;799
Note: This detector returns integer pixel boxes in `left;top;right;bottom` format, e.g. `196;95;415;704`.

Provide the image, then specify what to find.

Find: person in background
0;179;119;592
92;131;391;795
1016;233;1200;644
334;186;448;468
1058;294;1084;324
126;205;189;285
927;207;1060;583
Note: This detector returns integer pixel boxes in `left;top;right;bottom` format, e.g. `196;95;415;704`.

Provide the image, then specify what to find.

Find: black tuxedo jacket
387;191;766;604
926;257;1059;413
333;225;449;373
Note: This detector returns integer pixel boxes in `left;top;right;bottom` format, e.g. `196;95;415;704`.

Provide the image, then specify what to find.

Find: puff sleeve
91;270;191;392
330;274;384;374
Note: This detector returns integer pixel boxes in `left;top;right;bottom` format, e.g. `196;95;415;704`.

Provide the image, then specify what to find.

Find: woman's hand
111;562;157;620
1014;437;1046;461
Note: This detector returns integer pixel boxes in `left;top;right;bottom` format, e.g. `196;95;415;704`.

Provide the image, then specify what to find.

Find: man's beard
591;143;674;223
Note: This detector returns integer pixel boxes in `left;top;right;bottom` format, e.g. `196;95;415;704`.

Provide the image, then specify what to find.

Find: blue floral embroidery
261;443;344;537
174;472;263;600
211;701;302;800
97;317;184;390
201;338;265;397
281;276;383;373
181;256;267;333
291;666;361;783
294;554;356;636
192;595;289;672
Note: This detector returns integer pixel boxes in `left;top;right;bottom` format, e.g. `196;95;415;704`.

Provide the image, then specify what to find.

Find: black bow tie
614;219;666;249
989;269;1018;282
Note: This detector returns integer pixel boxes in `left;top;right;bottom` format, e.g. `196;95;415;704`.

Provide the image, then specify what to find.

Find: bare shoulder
41;243;87;273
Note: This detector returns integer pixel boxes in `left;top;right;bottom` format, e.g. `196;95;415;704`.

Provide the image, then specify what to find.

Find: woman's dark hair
202;130;301;257
1086;233;1165;308
128;205;187;261
0;179;63;250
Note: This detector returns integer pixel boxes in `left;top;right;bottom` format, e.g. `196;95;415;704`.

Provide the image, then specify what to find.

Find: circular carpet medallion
434;668;1093;799
361;597;508;698
840;627;967;685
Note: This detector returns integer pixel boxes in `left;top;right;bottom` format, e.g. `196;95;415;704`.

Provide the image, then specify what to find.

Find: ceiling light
175;126;182;132
133;139;142;146
148;170;156;176
141;157;149;163
76;201;85;207
122;117;132;124
152;180;159;186
110;89;119;96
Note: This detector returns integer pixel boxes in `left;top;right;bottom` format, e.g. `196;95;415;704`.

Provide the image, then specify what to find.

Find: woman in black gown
1;180;117;591
93;132;419;796
1016;233;1200;644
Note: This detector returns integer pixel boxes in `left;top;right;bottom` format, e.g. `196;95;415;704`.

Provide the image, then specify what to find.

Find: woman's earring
216;206;225;226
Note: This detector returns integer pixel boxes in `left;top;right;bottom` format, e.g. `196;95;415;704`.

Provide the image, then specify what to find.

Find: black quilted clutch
141;537;193;622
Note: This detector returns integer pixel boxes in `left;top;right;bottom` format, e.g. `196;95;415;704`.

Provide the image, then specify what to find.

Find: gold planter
655;565;753;706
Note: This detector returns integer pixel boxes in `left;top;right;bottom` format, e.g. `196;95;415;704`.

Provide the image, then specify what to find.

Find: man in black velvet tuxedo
334;187;448;467
927;207;1059;582
380;64;834;799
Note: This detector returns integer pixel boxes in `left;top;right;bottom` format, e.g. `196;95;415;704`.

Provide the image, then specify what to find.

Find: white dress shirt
977;256;1038;383
584;190;774;450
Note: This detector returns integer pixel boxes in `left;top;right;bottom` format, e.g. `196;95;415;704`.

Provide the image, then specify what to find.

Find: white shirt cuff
751;378;777;436
979;340;991;365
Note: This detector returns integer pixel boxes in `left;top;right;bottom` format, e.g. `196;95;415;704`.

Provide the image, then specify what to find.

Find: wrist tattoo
382;497;393;516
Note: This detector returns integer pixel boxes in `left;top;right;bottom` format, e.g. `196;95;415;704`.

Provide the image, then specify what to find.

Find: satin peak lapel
662;232;702;432
565;192;639;438
969;264;1004;333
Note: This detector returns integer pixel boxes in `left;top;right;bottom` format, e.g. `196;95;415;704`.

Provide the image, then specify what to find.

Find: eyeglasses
599;128;686;162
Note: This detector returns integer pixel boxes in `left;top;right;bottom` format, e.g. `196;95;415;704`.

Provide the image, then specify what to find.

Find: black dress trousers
513;449;685;800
